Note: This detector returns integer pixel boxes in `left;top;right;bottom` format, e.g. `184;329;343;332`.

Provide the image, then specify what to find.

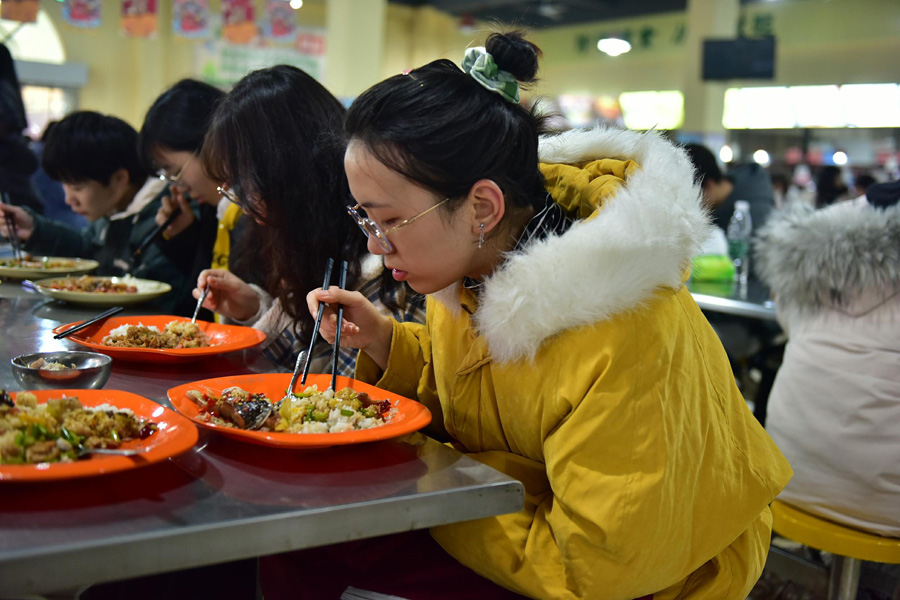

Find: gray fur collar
754;202;900;315
433;126;710;363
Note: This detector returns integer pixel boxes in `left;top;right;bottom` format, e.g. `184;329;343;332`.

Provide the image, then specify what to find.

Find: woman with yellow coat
296;32;792;600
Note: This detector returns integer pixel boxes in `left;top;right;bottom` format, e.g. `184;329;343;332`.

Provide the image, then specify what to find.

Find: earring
477;222;485;249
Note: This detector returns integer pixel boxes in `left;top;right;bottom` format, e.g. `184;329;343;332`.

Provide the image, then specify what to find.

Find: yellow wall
526;0;900;98
17;0;900;126
382;5;477;79
38;0;327;126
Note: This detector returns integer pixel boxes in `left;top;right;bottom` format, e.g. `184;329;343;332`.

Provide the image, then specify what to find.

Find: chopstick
191;284;209;323
1;192;22;262
53;306;124;339
329;260;349;393
133;206;182;258
299;258;335;387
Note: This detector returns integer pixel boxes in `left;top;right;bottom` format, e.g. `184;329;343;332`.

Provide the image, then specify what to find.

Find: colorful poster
195;27;326;87
0;0;39;23
173;0;210;39
294;30;325;57
262;0;297;42
222;0;257;45
62;0;102;29
121;0;158;38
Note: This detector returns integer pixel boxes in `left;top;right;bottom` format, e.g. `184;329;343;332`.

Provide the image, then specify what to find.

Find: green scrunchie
461;46;520;104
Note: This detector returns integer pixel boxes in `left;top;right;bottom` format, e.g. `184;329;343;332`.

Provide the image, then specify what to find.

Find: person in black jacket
0;111;190;315
0;43;43;214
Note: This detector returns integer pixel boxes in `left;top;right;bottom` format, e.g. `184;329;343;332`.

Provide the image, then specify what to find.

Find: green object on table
692;254;736;283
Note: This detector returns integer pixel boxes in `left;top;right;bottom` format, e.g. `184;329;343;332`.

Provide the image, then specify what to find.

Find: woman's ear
468;179;505;235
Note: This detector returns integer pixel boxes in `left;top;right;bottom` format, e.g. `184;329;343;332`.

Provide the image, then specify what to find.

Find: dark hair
139;79;224;171
202;65;367;340
683;143;723;185
42;111;148;185
815;165;847;208
769;171;788;191
854;173;876;193
344;31;547;219
0;43;27;134
40;120;58;142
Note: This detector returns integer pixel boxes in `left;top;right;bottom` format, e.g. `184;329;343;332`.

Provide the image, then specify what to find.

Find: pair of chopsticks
286;258;349;395
53;306;124;339
133;206;182;258
0;193;23;263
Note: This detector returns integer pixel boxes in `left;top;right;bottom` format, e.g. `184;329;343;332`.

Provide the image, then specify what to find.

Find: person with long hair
195;64;423;374
139;79;267;319
291;31;792;599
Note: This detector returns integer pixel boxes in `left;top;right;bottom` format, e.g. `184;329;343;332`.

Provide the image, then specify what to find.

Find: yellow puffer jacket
356;127;792;600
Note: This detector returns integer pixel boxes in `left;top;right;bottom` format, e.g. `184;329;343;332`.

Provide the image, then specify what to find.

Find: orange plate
167;373;432;449
0;389;199;482
52;315;267;363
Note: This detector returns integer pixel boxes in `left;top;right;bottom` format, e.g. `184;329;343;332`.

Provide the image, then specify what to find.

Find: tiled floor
748;539;900;600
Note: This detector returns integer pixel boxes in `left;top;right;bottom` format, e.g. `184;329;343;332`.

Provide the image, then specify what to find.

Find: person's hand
155;188;195;239
307;288;394;370
194;269;260;321
0;204;35;242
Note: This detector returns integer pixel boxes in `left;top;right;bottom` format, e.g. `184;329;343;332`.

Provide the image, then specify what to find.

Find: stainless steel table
689;279;777;321
0;295;525;596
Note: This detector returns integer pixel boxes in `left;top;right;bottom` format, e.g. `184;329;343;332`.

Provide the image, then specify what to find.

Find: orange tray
167;373;432;449
0;389;199;482
52;315;266;362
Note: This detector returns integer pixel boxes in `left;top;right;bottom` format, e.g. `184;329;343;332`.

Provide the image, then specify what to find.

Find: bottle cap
734;200;750;211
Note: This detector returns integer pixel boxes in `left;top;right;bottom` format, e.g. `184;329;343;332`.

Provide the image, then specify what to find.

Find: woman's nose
367;235;389;255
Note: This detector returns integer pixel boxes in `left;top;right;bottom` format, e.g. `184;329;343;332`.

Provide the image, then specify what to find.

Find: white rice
106;323;160;337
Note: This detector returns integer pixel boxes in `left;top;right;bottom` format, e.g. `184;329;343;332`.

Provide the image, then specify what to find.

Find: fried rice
103;321;210;349
0;391;157;464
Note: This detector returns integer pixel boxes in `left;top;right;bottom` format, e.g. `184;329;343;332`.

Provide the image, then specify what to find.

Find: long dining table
688;278;777;322
0;283;525;597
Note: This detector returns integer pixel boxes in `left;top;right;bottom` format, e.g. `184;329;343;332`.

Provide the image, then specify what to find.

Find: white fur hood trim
453;126;709;363
754;201;900;316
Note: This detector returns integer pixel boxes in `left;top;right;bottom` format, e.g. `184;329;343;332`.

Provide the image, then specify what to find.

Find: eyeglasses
157;155;193;186
347;197;450;253
217;185;239;205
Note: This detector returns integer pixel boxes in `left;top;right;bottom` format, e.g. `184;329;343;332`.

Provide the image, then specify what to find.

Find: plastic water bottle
726;200;753;290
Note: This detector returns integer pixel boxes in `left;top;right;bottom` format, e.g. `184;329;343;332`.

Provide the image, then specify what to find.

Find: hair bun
485;31;542;84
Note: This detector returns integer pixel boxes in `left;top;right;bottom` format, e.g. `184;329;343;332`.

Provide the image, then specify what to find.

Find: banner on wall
262;0;297;42
222;0;257;44
0;0;39;23
121;0;158;38
62;0;102;28
196;26;325;87
173;0;210;39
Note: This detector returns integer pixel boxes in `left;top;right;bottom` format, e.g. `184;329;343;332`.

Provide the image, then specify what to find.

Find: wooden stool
770;500;900;600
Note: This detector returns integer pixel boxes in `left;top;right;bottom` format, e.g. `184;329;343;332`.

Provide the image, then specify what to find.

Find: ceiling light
289;0;303;9
719;145;734;163
752;149;770;166
536;2;563;19
832;151;848;166
597;38;631;57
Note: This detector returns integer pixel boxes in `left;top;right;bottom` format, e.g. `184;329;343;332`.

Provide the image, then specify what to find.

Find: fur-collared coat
357;127;792;599
756;200;900;536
